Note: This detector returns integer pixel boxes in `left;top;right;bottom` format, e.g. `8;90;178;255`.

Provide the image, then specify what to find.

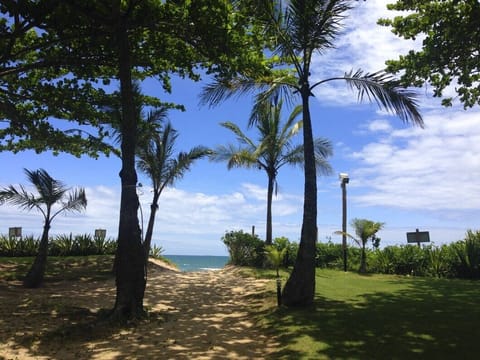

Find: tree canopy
1;0;273;320
379;0;480;108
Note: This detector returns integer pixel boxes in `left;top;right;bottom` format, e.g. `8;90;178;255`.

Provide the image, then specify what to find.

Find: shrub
50;234;75;256
0;235;18;256
316;241;343;269
73;234;94;255
222;230;265;267
424;244;453;278
272;237;298;267
149;244;164;259
451;230;480;279
370;247;396;274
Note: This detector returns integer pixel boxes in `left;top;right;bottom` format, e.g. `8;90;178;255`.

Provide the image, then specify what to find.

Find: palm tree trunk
266;173;274;245
143;192;160;259
282;86;317;306
360;245;367;273
111;16;147;320
23;222;50;288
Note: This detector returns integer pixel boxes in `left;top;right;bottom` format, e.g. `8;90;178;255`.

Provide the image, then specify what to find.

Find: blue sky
1;0;480;255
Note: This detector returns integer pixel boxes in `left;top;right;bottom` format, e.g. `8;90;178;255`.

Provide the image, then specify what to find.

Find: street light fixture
339;173;349;272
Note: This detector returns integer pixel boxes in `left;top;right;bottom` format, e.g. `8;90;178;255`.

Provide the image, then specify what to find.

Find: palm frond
200;76;262;108
314;137;334;175
52;188;88;221
333;230;360;246
286;0;352;55
163;146;211;187
24;169;67;207
0;184;42;212
219;122;256;149
342;69;424;127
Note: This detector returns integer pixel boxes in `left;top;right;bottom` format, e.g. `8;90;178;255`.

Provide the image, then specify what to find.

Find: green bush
451;230;480;279
50;234;75;256
370;247;396;274
222;230;265;267
315;241;343;269
0;233;117;257
272;237;298;268
149;244;164;259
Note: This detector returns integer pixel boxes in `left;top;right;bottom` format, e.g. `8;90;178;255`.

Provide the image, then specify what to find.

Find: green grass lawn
254;269;480;360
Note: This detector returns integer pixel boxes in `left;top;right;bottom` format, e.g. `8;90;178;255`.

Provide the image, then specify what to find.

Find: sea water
163;255;229;272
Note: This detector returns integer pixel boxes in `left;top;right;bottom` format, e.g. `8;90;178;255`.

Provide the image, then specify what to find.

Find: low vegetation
223;229;480;280
0;233;166;260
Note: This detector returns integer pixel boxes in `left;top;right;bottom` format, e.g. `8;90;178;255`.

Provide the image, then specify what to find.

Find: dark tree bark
282;85;317;306
111;14;147;320
23;222;50;288
265;171;275;245
143;192;160;258
359;245;367;273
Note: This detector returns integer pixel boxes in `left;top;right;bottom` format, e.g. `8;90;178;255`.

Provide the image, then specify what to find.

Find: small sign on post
95;229;107;239
9;227;22;240
406;229;430;247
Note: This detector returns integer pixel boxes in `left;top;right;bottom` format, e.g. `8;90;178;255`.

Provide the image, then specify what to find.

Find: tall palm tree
137;120;210;258
201;0;423;306
336;218;384;273
211;99;332;245
0;169;87;287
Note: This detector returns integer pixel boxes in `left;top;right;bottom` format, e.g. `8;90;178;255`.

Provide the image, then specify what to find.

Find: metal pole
341;179;348;272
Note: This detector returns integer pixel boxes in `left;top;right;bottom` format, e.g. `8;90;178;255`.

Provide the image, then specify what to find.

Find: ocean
163;255;230;272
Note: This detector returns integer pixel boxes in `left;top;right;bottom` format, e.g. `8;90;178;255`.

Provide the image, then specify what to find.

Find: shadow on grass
267;275;479;359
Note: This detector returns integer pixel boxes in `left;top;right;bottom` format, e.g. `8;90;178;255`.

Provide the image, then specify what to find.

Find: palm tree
336;218;384;273
211;99;332;245
201;0;423;306
137;120;210;258
0;169;87;287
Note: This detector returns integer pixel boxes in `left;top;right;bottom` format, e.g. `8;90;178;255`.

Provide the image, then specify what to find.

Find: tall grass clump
0;233;117;257
452;229;480;278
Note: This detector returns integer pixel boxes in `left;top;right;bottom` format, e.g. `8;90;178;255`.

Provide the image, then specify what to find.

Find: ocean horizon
163;255;230;272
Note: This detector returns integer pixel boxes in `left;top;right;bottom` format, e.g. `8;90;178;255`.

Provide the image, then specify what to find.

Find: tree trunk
143;192;160;259
111;14;147;320
282;87;317;306
359;244;367;273
23;222;50;288
265;172;274;245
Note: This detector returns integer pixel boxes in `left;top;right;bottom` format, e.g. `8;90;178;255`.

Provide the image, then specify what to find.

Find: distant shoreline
163;254;229;272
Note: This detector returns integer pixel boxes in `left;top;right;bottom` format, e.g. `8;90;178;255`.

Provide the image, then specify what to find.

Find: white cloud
0;182;304;255
365;119;393;133
350;107;480;211
310;0;423;106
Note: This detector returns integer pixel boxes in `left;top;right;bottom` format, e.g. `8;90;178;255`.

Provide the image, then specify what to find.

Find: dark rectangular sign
406;230;430;243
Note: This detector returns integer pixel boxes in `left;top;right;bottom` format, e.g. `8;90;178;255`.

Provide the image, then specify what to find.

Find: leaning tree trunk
24;221;50;288
265;172;275;245
111;16;147;320
282;86;317;306
143;192;160;259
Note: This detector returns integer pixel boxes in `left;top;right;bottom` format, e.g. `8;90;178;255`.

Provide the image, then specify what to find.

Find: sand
0;260;278;359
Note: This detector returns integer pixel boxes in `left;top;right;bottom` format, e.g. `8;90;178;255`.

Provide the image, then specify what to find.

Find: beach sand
0;259;278;359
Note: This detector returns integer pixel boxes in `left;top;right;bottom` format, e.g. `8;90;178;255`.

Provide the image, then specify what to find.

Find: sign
9;227;22;238
95;229;107;238
406;229;430;244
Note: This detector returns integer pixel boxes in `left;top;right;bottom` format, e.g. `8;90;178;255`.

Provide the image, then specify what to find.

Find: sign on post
95;229;107;239
406;229;430;247
9;227;22;239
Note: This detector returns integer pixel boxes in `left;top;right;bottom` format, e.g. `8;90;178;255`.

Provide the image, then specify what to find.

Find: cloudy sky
1;0;479;255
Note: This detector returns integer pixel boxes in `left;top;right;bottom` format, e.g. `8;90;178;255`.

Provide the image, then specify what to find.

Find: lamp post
339;173;349;272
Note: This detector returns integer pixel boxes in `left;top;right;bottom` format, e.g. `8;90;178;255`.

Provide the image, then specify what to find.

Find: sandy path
0;262;278;359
